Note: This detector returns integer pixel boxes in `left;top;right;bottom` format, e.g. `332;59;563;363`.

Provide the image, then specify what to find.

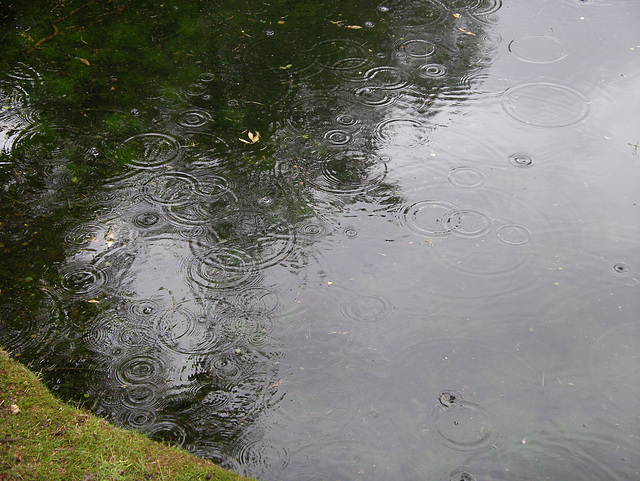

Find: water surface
1;1;639;479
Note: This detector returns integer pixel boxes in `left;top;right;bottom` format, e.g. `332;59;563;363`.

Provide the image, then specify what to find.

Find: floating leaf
79;58;91;66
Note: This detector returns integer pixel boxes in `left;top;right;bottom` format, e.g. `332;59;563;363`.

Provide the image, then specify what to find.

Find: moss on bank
0;349;254;481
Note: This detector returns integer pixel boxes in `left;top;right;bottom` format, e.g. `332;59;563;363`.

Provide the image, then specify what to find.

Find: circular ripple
335;114;359;127
202;390;232;409
374;118;432;147
122;382;160;408
612;263;629;274
496;223;533;247
143;172;199;207
508;152;533;167
449;469;476;481
124;409;157;430
307;152;388;195
446;167;488;189
312;39;372;71
324;129;351;145
380;0;448;29
156;308;220;354
130;210;164;229
186;248;259;291
433;400;496;452
0;302;50;354
234;288;281;315
502;83;590;128
60;262;109;299
297;221;331;239
352;86;398;107
116;133;181;169
362;66;408;89
443;209;492;239
418;63;447;79
114;354;165;385
127;299;162;319
147;420;188;447
338;294;392;325
508;35;567;64
398;39;436;58
174;108;212;129
64;223;102;247
400;200;461;237
233;439;290;478
210;353;243;382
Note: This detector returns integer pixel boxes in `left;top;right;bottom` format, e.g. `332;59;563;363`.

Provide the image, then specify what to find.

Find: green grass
0;348;255;481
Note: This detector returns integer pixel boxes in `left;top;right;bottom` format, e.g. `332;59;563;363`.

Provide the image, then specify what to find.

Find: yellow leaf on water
346;25;363;29
79;58;91;66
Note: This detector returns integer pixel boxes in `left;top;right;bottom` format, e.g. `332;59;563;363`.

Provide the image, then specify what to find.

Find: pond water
1;0;640;479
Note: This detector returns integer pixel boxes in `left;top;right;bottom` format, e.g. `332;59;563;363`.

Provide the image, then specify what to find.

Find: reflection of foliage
0;0;496;470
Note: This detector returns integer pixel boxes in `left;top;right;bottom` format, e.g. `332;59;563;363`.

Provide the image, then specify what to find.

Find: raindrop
508;152;533;167
502;82;590;128
612;263;629;274
257;195;274;206
199;72;216;82
449;469;476;481
343;227;358;238
439;391;462;408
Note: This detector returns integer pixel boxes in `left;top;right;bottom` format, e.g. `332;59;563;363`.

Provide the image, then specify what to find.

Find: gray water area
1;0;640;479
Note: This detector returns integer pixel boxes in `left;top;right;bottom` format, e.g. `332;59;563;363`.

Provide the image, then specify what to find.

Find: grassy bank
0;349;254;481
